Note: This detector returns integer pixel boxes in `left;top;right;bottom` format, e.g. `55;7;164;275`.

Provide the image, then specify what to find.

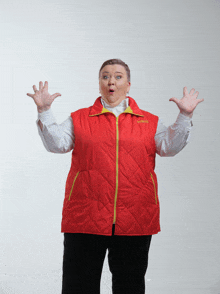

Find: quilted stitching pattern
61;97;160;236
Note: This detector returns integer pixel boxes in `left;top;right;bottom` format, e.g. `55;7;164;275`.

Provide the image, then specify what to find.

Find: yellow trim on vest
123;106;144;117
89;107;112;116
102;107;112;114
137;120;149;123
68;171;80;201
89;106;144;117
89;113;103;116
150;172;157;205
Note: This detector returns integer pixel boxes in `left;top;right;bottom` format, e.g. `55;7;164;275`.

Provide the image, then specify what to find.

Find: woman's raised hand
27;81;61;113
169;87;204;118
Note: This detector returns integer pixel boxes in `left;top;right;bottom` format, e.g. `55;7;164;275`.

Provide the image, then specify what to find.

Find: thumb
51;93;61;100
169;97;179;104
197;98;204;104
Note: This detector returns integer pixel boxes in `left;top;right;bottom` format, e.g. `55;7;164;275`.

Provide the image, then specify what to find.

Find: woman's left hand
169;87;204;118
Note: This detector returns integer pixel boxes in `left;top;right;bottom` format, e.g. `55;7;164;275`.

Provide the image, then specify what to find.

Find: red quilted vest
61;96;160;236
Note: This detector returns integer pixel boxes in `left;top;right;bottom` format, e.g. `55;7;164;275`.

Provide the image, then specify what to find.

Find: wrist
180;111;193;118
37;106;51;113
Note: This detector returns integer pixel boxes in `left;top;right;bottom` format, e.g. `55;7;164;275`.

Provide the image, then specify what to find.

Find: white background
0;0;219;293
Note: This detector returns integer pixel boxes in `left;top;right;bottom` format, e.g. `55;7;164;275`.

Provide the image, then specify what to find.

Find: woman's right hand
27;81;61;113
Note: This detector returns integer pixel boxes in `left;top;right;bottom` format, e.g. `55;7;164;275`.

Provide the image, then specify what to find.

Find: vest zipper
113;115;120;224
150;172;157;205
68;171;80;201
109;110;144;224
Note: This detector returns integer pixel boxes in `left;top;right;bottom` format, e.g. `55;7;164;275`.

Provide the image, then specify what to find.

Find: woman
27;59;203;294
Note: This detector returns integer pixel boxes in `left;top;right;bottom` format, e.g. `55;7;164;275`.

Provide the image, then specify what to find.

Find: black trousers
61;224;152;294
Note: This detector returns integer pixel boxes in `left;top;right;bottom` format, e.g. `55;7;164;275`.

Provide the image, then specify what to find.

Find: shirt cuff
36;108;56;126
176;112;193;127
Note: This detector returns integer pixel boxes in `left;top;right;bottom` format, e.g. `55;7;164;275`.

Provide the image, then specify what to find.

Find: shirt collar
89;96;144;117
100;97;129;109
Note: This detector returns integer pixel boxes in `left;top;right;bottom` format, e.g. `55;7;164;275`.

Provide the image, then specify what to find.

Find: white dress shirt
36;97;193;157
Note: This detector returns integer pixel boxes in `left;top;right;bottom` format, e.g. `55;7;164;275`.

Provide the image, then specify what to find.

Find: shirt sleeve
36;108;75;153
155;112;193;157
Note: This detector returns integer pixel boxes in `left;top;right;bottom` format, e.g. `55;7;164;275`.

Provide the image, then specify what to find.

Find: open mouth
109;89;114;93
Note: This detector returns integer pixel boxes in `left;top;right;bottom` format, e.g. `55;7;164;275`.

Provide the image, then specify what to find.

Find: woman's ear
127;81;131;93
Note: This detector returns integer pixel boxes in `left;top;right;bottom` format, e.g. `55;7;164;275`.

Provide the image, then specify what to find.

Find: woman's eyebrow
102;71;123;74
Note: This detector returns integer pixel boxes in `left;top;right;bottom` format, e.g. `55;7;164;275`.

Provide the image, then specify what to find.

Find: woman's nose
108;77;115;85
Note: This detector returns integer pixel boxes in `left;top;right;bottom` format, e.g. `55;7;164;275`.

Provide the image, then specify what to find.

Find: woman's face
99;64;131;107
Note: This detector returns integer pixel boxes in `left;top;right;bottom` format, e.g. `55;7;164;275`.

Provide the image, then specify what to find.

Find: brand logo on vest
137;120;149;123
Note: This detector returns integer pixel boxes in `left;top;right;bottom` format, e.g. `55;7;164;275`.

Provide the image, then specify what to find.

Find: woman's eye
103;76;108;79
116;76;122;79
